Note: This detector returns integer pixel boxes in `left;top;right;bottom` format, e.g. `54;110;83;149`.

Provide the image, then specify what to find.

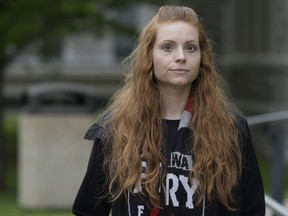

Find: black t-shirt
164;119;180;158
72;116;266;216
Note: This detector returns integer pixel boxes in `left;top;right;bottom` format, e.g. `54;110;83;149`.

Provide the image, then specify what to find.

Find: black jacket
72;114;265;216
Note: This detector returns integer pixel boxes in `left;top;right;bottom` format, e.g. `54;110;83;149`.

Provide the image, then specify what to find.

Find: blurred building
219;0;288;114
4;0;288;121
4;0;288;113
4;3;157;110
217;0;288;164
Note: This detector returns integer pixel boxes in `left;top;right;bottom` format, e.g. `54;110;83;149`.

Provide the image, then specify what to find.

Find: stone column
18;113;94;209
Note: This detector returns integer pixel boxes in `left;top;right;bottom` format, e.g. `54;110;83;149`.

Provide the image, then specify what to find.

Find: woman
73;5;265;216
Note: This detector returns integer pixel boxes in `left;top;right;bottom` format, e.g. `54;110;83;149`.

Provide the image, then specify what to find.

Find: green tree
0;0;169;191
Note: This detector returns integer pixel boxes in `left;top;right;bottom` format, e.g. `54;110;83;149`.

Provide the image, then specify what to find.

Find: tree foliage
0;0;136;65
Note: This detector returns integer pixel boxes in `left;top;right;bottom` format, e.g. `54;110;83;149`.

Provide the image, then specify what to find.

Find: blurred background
0;0;288;215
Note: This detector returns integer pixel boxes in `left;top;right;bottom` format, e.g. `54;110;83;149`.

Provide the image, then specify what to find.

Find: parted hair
102;5;242;210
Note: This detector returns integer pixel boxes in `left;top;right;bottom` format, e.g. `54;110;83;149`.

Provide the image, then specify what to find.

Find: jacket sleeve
240;118;266;216
72;130;111;216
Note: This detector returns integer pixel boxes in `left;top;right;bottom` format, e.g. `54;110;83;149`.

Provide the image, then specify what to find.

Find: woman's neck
160;87;191;120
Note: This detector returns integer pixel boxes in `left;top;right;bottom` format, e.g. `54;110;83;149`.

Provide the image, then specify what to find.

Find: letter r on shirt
166;173;179;207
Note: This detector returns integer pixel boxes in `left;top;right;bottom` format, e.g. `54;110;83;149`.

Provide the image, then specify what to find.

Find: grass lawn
0;194;71;216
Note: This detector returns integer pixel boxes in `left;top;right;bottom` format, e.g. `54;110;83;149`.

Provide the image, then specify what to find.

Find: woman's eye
162;44;173;51
186;45;197;52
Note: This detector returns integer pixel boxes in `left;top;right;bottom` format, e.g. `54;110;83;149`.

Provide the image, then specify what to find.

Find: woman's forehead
155;22;199;43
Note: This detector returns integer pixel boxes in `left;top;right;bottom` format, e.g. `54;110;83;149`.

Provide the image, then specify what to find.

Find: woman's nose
175;48;186;62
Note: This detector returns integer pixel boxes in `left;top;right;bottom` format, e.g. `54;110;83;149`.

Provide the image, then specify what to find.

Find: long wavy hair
102;5;242;210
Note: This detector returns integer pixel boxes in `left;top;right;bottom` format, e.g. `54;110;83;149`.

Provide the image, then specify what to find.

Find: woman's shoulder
232;111;249;130
226;111;251;146
84;110;112;141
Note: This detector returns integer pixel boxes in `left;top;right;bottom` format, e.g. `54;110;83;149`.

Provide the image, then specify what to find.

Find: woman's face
152;21;201;92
